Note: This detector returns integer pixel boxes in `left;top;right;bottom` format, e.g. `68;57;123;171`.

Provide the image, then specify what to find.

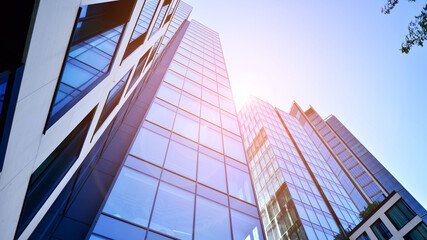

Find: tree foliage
333;229;349;240
382;0;427;53
359;201;381;220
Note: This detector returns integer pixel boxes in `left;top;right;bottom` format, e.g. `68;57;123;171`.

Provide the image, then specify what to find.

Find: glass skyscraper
86;19;264;240
238;97;427;239
292;103;427;223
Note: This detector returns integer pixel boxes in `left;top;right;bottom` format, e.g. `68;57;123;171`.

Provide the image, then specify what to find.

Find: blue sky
183;0;427;209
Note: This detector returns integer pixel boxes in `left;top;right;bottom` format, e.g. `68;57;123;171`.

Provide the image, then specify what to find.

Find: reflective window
370;219;392;240
197;153;226;192
145;100;176;130
385;199;416;230
227;164;255;204
129;0;159;43
103;167;158;227
221;111;240;135
404;222;427;240
223;132;246;163
164;141;197;179
93;214;147;239
194;196;231;240
202;87;218;106
129;128;169;166
163;70;184;89
199;121;222;153
231;209;263;240
156;83;181;106
48;1;130;127
356;232;371;240
179;93;200;116
149;1;169;38
201;102;220;126
173;111;199;142
186;68;203;84
150;182;194;240
183;80;201;97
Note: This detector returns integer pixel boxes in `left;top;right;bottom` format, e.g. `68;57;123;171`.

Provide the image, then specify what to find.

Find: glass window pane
164;71;184;89
129;128;169;166
93;214;147;240
164;141;197;180
221;111;240;135
173;112;199;142
145;101;176;130
223;132;246;163
227;165;255;204
201;102;220;126
194;196;231;240
202;88;218;106
197;153;226;192
157;83;181;106
231;209;263;240
199;121;223;153
103;167;158;227
150;182;194;240
183;80;201;98
179;93;200;116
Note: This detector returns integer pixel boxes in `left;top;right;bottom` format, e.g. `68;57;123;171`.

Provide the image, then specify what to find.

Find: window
149;0;170;38
16;108;95;238
129;127;169;166
47;1;133;128
370;219;392;240
103;167;158;227
223;131;246;163
145;100;176;130
96;69;132;130
127;49;150;93
227;164;255;204
197;153;226;192
194;196;231;240
92;214;147;239
385;199;416;230
404;222;427;240
172;111;199;142
124;0;160;57
199;121;222;153
164;140;197;180
149;181;194;240
356;232;371;240
230;209;263;240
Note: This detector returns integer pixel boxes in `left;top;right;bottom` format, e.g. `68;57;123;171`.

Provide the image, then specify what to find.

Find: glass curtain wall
87;20;264;240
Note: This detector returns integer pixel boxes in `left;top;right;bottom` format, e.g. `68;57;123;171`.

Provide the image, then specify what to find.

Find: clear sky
182;0;427;209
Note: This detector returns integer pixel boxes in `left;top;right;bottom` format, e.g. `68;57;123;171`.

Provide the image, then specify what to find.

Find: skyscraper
294;103;427;223
0;0;266;239
238;97;427;239
86;19;265;240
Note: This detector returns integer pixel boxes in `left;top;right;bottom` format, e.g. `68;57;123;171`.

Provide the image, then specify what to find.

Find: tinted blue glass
194;196;231;240
150;182;194;240
129;128;169;166
103;167;158;227
49;25;123;123
223;133;246;163
145;101;176;130
197;153;226;192
199;121;222;153
227;165;255;204
230;209;263;240
173;113;199;141
164;141;197;179
130;0;160;42
93;214;147;239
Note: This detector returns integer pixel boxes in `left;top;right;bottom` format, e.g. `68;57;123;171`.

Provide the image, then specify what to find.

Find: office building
294;103;427;224
1;0;266;239
238;97;427;239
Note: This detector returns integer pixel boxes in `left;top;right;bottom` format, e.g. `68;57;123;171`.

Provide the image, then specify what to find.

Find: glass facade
238;97;360;240
87;20;264;240
298;104;426;223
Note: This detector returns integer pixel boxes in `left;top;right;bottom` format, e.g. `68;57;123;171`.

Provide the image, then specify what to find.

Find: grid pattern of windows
303;108;386;203
130;0;160;43
239;98;343;240
277;109;360;230
88;21;263;240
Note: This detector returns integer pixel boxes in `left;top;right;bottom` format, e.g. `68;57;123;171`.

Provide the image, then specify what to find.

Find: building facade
0;0;190;239
1;0;266;239
291;103;427;223
86;19;265;240
238;97;427;240
349;192;427;240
